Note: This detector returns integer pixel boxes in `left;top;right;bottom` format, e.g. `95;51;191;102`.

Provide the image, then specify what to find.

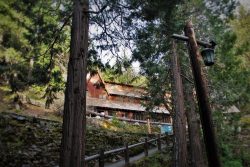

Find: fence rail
84;134;169;166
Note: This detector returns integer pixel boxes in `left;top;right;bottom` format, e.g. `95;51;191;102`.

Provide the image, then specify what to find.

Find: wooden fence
84;134;169;167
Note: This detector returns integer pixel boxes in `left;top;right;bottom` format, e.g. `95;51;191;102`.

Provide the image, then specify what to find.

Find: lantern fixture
201;48;215;66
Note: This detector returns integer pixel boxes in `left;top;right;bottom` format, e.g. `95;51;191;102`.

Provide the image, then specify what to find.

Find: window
133;112;144;120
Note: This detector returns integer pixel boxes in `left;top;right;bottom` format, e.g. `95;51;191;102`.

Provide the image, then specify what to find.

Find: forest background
0;0;249;166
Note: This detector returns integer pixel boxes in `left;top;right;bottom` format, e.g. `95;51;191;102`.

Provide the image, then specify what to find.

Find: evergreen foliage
0;0;71;106
0;0;249;166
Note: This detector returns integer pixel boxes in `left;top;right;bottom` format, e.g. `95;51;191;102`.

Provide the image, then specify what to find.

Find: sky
239;0;250;9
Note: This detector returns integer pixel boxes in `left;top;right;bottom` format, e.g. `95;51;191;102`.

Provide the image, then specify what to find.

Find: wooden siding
86;73;171;123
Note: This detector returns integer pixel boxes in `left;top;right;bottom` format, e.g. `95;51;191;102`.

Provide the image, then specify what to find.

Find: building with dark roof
86;71;171;124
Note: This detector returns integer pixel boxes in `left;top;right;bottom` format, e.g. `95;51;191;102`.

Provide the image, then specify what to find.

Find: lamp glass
201;48;214;66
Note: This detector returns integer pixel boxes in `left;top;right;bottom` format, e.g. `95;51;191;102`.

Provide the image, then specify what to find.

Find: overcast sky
239;0;250;9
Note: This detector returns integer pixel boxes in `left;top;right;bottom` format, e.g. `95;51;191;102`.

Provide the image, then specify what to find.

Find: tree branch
181;73;194;85
43;13;72;70
88;4;107;14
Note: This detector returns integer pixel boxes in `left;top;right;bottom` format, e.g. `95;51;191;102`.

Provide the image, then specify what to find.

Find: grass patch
40;111;62;122
25;85;46;101
0;85;11;92
131;151;172;167
240;116;250;128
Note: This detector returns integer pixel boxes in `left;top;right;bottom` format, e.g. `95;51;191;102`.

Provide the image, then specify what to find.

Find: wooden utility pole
184;83;207;167
184;21;221;167
60;0;89;167
170;40;188;167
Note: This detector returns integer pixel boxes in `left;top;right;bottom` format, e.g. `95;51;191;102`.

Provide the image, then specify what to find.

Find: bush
111;117;125;128
224;160;242;167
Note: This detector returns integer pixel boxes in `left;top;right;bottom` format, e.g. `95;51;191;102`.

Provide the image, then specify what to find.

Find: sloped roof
87;71;146;98
86;97;169;114
104;82;145;98
226;105;241;113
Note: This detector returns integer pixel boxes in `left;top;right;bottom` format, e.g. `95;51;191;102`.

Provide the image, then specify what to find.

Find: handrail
128;141;144;149
104;147;126;155
85;154;100;162
148;138;158;143
84;135;168;164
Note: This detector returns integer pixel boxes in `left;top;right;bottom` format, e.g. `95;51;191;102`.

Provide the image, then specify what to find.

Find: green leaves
43;66;65;109
208;6;250;108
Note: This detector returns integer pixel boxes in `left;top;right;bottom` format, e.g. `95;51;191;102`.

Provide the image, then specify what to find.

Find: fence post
99;149;104;167
144;138;148;156
125;143;129;166
83;159;86;167
157;134;161;151
165;135;169;147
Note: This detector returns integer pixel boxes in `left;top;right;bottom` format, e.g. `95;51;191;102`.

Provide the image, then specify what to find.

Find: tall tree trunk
60;0;89;167
184;82;207;167
170;40;188;167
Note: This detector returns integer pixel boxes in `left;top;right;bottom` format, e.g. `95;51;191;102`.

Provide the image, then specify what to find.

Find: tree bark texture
184;83;207;167
60;0;89;167
184;21;221;167
170;40;188;167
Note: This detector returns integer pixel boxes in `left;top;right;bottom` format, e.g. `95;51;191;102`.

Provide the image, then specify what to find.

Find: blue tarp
161;124;173;134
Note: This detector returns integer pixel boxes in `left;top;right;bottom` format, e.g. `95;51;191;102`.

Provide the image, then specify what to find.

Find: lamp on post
201;41;216;66
201;48;215;66
171;30;220;167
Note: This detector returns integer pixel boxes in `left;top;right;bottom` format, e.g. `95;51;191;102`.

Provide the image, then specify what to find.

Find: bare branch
88;4;108;14
43;13;72;70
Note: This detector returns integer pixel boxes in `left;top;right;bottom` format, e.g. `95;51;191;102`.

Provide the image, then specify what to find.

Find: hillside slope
0;112;153;167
